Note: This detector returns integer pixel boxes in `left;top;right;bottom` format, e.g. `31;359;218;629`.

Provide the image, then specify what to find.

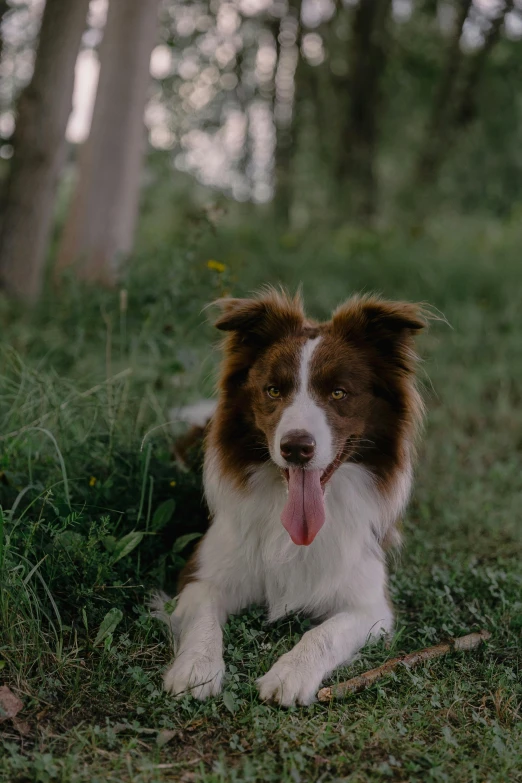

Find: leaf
111;531;144;563
13;717;31;736
0;686;23;721
156;728;177;747
151;499;176;531
492;725;506;756
163;598;177;614
442;726;458;747
93;608;123;646
54;531;84;553
56;503;71;519
172;533;202;555
102;535;117;553
222;690;238;715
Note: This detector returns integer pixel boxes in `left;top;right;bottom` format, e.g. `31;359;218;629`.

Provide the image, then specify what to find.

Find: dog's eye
331;389;347;401
267;386;281;399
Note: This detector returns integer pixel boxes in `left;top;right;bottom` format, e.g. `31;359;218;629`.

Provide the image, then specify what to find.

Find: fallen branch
317;629;491;702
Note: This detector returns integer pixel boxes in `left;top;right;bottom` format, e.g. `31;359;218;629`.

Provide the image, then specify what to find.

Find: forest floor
1;218;521;782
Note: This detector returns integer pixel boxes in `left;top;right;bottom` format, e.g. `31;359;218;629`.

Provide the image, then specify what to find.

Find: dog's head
211;289;426;545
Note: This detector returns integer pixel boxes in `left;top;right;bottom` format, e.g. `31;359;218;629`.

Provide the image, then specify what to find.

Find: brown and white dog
155;289;426;705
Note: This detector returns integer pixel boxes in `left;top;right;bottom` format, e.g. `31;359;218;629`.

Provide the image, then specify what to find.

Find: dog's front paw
164;651;225;700
257;655;323;706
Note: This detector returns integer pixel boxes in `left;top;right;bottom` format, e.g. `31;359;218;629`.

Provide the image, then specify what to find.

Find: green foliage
0;219;521;780
93;607;124;648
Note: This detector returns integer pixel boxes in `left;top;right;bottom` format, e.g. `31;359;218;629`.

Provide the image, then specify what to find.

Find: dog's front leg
257;604;393;706
163;581;227;699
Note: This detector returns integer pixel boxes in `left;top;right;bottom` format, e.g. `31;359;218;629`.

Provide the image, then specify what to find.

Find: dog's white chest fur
199;449;402;622
159;450;403;705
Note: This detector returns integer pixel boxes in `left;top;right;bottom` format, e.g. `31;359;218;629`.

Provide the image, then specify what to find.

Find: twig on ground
317;629;491;702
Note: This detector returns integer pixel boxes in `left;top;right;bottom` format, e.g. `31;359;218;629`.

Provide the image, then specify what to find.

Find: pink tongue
281;468;325;546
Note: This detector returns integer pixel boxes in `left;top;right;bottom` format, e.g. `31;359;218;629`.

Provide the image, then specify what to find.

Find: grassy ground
1;216;521;782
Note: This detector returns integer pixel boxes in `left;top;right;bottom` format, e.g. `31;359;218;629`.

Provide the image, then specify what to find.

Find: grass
0;215;521;782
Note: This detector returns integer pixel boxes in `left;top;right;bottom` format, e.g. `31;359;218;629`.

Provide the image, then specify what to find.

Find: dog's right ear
214;298;270;332
213;290;304;344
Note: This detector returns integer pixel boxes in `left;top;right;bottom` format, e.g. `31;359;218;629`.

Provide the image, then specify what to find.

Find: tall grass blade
0;506;4;574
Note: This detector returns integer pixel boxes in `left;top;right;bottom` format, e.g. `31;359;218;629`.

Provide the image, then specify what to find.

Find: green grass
0;217;521;782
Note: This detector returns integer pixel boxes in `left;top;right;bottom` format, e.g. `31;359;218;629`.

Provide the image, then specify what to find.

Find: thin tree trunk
272;1;301;225
455;0;514;127
304;18;341;181
0;0;9;66
336;0;391;224
415;0;472;186
0;0;12;214
0;0;89;301
299;8;347;215
56;0;160;284
307;61;332;171
272;29;293;225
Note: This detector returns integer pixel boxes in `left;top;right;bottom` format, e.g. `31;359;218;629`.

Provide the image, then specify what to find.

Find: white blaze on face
273;337;334;470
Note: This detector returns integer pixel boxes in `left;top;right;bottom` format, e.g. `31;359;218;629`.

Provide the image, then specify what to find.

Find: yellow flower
207;260;226;273
169;480;177;487
89;476;97;487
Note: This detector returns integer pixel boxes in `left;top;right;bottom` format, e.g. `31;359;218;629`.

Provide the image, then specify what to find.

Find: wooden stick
317;630;491;702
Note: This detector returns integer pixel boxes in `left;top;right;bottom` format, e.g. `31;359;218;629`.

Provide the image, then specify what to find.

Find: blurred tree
272;1;301;224
0;0;9;65
336;0;391;223
0;0;520;297
0;0;89;301
414;0;514;201
415;0;473;187
56;0;160;285
454;0;514;129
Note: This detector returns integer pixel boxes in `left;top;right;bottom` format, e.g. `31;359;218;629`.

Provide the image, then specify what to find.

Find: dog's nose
280;430;316;465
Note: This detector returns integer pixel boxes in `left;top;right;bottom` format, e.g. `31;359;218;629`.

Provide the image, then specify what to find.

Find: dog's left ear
332;295;426;365
213;290;304;345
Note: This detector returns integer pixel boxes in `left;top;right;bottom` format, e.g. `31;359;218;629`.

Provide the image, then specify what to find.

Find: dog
154;289;426;705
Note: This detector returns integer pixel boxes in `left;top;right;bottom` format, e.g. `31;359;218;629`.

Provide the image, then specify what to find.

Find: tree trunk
413;0;511;196
272;1;301;225
415;0;472;186
0;0;89;301
336;0;391;224
0;0;9;67
56;0;160;284
454;0;514;128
